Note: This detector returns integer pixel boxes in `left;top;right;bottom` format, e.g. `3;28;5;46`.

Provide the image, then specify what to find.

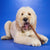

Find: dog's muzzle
21;22;31;30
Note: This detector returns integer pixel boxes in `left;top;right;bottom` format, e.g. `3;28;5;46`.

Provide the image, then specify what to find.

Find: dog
1;7;48;46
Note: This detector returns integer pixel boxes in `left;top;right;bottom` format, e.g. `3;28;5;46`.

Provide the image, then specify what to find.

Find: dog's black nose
23;17;28;22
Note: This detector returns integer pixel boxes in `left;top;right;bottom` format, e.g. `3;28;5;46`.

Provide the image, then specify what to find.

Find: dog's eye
21;13;24;16
28;13;31;16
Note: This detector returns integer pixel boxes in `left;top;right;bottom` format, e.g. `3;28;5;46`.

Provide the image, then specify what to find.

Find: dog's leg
38;34;48;43
1;21;12;40
14;34;41;46
32;38;41;46
14;35;33;45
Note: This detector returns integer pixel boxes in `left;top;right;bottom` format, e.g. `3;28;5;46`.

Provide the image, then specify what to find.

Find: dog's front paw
42;37;48;43
32;39;41;46
38;34;48;44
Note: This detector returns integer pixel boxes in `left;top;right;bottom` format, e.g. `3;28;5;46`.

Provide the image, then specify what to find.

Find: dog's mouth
21;22;31;30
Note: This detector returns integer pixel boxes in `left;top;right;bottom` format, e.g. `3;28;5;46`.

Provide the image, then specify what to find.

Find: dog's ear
15;17;21;31
32;10;37;30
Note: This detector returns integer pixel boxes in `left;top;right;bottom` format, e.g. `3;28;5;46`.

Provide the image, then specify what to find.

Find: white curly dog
1;7;48;46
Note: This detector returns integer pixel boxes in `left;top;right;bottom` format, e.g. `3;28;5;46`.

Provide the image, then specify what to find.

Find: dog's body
1;7;48;46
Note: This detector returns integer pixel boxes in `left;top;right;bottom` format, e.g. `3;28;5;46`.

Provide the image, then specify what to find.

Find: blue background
0;0;50;50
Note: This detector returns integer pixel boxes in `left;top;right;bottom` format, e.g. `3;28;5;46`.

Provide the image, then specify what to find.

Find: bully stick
30;24;45;44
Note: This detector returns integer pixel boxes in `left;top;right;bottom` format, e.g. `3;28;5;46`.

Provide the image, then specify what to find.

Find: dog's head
16;7;37;31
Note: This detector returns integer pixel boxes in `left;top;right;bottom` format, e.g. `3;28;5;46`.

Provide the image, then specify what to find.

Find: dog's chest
22;30;36;37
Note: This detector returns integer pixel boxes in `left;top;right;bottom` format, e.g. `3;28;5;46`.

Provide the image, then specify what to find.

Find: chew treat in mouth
21;23;45;44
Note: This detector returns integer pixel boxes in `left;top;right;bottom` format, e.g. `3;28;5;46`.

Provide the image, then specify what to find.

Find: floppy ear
15;18;20;31
33;10;37;30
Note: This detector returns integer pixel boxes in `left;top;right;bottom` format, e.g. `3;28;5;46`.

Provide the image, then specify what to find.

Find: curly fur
1;7;48;46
